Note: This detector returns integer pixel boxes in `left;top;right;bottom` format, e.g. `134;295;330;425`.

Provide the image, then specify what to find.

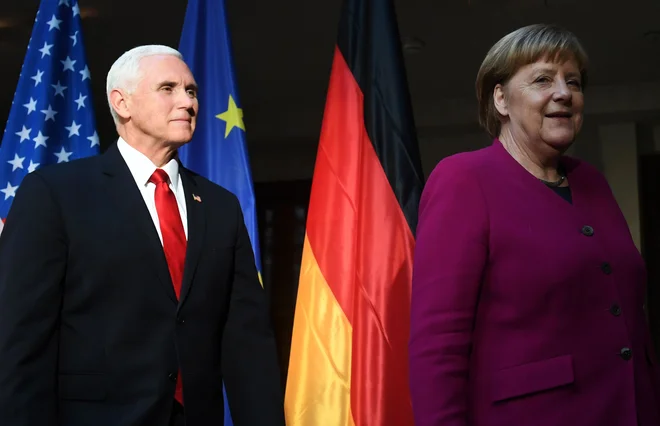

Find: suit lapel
178;167;206;310
101;143;177;303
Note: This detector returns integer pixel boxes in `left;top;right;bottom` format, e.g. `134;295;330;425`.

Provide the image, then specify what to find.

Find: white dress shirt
116;137;188;243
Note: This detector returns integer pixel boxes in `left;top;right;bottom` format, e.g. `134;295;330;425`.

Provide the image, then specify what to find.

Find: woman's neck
498;130;564;182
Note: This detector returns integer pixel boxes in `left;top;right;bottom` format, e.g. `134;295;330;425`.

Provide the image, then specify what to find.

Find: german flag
284;0;424;424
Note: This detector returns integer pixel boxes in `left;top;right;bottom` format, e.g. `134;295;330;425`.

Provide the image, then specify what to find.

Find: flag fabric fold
284;0;424;425
178;1;262;425
177;0;261;281
0;0;99;233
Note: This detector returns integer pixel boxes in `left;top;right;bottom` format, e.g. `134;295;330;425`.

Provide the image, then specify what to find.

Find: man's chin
167;134;194;147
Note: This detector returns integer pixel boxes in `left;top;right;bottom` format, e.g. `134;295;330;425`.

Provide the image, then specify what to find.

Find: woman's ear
493;83;508;117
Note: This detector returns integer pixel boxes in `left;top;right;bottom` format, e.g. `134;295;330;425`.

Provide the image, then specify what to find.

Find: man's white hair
106;45;183;124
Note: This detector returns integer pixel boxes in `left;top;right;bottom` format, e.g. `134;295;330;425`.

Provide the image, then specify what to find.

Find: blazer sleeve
0;172;65;426
409;159;489;426
221;198;285;426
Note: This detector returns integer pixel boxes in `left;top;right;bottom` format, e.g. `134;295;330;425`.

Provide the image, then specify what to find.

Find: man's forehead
139;56;195;84
150;74;196;85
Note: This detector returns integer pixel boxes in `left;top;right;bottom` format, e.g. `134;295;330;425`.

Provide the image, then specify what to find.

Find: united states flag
0;0;99;235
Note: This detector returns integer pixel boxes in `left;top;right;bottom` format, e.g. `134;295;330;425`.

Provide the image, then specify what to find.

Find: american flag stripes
0;0;99;233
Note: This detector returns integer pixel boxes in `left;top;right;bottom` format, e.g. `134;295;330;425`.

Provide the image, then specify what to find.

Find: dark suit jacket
409;140;660;426
0;143;285;426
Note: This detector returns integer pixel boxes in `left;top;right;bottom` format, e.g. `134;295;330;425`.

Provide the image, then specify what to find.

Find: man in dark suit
0;45;285;426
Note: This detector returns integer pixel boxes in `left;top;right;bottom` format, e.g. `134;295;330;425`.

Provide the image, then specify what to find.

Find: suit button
601;262;612;275
610;304;622;316
620;347;632;361
168;372;178;382
176;317;185;325
581;225;594;236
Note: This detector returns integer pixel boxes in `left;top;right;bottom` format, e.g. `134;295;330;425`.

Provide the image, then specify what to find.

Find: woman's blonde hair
476;24;589;138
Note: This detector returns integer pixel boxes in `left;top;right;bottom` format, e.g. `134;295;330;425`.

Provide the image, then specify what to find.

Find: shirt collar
116;137;180;188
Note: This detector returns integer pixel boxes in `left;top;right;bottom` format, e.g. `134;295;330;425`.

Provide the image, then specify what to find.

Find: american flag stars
0;0;100;225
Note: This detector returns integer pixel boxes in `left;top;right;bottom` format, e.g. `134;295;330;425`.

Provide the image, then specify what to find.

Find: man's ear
493;83;508;117
109;89;131;120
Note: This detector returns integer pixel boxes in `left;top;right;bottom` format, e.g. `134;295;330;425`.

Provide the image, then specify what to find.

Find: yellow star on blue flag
216;95;245;138
177;1;263;424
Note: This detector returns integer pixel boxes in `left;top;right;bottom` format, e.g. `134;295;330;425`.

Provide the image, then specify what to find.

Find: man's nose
177;90;195;109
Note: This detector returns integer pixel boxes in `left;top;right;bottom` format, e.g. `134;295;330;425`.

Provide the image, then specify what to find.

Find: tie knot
149;169;170;185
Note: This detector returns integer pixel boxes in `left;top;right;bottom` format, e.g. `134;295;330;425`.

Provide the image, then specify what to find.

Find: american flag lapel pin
193;194;202;203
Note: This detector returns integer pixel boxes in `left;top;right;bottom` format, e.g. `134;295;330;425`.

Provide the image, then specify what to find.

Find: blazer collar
101;142;206;308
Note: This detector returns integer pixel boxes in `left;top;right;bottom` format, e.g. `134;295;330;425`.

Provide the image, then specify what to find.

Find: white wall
599;123;641;248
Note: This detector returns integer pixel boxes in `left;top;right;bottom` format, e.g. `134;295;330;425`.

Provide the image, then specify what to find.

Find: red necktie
149;169;186;405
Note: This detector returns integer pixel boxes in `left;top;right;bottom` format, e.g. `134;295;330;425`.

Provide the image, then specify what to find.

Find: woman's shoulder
419;147;497;208
431;147;492;175
426;144;495;184
561;154;608;185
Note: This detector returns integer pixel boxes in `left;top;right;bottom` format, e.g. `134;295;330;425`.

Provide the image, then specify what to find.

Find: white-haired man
0;45;285;426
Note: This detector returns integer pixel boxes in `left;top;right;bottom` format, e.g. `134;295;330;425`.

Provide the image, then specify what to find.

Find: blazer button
610;304;622;316
581;225;594;236
601;262;612;275
176;317;185;325
620;347;632;361
168;372;178;382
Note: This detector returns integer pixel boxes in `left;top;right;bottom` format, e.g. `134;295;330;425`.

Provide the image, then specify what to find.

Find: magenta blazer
409;140;660;426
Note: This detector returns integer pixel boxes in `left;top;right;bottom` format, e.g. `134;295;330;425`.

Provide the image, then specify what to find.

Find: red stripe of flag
285;0;424;424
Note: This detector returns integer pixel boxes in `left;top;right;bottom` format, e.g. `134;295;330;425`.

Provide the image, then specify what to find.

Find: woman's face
494;57;584;151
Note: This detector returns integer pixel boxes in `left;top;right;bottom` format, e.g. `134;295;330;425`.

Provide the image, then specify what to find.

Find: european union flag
0;0;99;234
178;1;261;424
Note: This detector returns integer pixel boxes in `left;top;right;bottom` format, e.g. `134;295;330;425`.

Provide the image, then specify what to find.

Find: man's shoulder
25;154;104;193
10;154;104;209
182;167;241;206
34;153;103;181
